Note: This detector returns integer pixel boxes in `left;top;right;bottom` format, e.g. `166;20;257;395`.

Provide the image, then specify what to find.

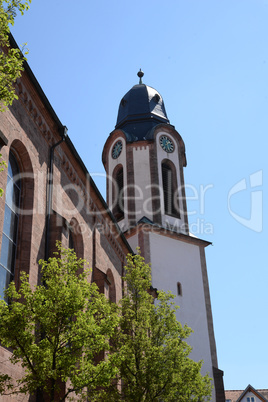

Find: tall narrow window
107;269;116;303
113;167;124;221
65;220;75;251
177;282;182;296
0;152;21;300
68;230;74;250
162;161;179;217
69;218;83;259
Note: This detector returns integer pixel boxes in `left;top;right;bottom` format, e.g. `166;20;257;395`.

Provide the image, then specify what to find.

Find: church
0;36;224;400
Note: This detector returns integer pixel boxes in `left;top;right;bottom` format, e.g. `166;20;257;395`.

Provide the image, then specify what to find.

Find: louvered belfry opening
161;162;180;218
113;167;124;221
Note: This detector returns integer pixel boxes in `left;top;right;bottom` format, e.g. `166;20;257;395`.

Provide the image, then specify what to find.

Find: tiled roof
258;390;268;399
225;390;244;401
225;388;268;401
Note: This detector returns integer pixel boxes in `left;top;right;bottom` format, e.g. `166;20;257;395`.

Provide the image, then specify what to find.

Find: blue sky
11;0;267;391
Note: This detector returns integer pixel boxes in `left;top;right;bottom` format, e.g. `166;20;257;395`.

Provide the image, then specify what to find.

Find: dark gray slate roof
115;84;170;141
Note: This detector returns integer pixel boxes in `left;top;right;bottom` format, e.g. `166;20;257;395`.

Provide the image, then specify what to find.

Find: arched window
68;229;74;250
64;220;75;251
106;269;116;303
113;166;124;221
0;152;21;300
161;161;180;218
68;218;84;259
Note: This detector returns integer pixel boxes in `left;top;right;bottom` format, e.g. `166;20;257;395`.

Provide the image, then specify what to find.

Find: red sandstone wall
0;64;129;401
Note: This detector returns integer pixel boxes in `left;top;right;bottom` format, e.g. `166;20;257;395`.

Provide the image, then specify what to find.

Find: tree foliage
107;252;212;402
0;245;119;401
0;153;7;196
0;246;212;401
0;0;31;110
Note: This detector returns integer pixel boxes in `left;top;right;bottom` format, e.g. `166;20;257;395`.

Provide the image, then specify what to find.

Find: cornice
125;221;211;248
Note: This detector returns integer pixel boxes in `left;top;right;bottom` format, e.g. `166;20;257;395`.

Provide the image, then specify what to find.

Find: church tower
102;71;224;401
102;70;188;234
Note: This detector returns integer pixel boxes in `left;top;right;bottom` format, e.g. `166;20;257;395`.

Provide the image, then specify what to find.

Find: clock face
112;140;123;159
159;135;174;153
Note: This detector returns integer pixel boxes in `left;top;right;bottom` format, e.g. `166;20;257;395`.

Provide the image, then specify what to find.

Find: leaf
107;250;212;402
0;243;119;400
0;0;31;110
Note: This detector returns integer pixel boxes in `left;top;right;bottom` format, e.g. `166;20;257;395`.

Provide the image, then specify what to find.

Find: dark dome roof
115;84;169;141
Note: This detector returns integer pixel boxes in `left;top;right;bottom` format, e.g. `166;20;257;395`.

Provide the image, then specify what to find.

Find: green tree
0;0;31;111
108;252;212;402
0;245;119;401
0;153;7;196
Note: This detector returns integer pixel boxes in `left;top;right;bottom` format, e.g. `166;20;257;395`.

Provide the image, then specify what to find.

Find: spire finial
137;68;144;84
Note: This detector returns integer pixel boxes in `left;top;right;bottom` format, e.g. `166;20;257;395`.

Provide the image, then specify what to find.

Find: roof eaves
9;33;133;255
125;217;212;247
9;33;63;134
236;385;267;402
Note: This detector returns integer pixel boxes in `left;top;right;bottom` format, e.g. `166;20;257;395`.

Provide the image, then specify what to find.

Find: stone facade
0;55;132;401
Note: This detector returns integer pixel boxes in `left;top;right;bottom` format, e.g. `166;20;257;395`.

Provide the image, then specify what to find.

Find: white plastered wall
108;136;128;231
240;393;263;402
126;233;139;254
132;144;153;222
155;130;187;234
148;231;216;400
